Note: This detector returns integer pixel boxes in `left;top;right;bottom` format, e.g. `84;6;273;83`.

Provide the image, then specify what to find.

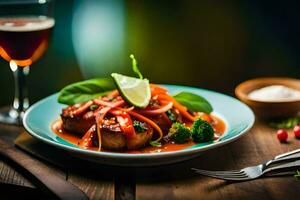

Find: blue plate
23;85;254;166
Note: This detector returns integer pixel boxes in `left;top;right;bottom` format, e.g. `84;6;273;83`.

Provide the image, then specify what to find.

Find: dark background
0;0;299;107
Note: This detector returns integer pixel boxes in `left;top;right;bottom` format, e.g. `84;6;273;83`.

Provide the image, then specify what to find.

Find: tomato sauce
51;115;226;154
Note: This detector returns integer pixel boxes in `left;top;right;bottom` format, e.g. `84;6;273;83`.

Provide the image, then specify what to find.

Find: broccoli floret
191;119;214;143
167;122;191;143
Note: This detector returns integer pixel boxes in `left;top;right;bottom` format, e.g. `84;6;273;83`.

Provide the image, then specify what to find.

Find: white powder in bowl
248;85;300;102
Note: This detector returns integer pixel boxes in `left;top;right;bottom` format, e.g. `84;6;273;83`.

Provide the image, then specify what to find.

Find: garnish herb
133;120;148;133
295;170;300;181
130;54;143;79
150;141;162;147
173;92;213;114
166;110;177;123
89;105;99;111
58;78;115;105
269;117;300;129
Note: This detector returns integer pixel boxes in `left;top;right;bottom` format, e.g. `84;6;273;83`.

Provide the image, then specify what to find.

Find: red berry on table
277;129;288;142
294;125;300;139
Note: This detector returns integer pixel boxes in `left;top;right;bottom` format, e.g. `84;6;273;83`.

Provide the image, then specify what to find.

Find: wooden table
0;120;300;200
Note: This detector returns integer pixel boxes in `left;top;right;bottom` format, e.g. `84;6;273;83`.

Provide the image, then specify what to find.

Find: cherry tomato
277;129;288;142
293;125;300;139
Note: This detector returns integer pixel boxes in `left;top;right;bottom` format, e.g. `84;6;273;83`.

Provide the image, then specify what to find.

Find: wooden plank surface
67;172;115;200
0;159;34;188
0;124;114;199
0;124;34;188
14;132;116;200
115;177;135;200
0;124;46;199
135;121;300;200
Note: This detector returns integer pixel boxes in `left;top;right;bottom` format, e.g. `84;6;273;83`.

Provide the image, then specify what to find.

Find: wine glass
0;0;55;125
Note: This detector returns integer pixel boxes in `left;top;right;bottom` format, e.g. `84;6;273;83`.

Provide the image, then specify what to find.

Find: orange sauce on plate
51;115;226;154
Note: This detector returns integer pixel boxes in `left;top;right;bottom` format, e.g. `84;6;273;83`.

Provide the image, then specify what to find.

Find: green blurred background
0;0;299;107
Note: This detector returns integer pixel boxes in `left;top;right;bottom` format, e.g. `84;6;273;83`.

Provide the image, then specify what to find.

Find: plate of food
23;55;254;166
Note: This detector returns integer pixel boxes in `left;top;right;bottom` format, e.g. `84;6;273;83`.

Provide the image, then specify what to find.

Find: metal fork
192;149;300;181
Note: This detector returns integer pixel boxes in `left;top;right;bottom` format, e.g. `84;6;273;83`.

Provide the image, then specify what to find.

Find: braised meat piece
61;104;95;136
101;117;153;150
61;104;153;150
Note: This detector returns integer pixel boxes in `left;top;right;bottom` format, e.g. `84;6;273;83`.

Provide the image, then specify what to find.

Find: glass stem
10;61;30;114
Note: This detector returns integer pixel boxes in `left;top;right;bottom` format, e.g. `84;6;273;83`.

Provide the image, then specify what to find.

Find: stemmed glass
0;0;55;125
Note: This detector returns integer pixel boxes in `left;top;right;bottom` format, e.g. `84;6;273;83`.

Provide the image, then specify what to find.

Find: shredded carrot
158;94;195;121
158;99;171;105
115;106;134;112
196;112;213;123
150;84;168;96
93;100;125;117
95;107;111;151
93;99;125;107
107;90;119;98
109;109;136;138
128;111;163;142
72;100;93;116
138;102;173;116
79;125;95;148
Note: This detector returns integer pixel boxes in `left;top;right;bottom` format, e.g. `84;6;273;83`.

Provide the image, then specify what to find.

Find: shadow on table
0;183;50;200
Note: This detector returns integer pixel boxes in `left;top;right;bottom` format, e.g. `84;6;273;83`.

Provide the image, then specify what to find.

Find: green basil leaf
173;92;213;114
58;78;115;105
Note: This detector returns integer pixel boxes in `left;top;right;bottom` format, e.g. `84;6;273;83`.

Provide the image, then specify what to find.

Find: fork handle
264;160;300;175
266;149;300;167
268;152;300;166
275;149;300;159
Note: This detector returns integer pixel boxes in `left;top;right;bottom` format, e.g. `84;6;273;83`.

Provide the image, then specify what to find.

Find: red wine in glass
0;15;55;124
0;16;54;67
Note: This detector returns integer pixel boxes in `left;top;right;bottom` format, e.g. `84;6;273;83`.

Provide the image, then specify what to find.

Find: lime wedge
111;73;151;108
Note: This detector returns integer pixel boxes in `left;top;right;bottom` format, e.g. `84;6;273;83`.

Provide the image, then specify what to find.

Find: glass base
0;106;24;126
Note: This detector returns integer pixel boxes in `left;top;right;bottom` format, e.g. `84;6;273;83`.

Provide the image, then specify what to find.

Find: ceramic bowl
235;77;300;119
